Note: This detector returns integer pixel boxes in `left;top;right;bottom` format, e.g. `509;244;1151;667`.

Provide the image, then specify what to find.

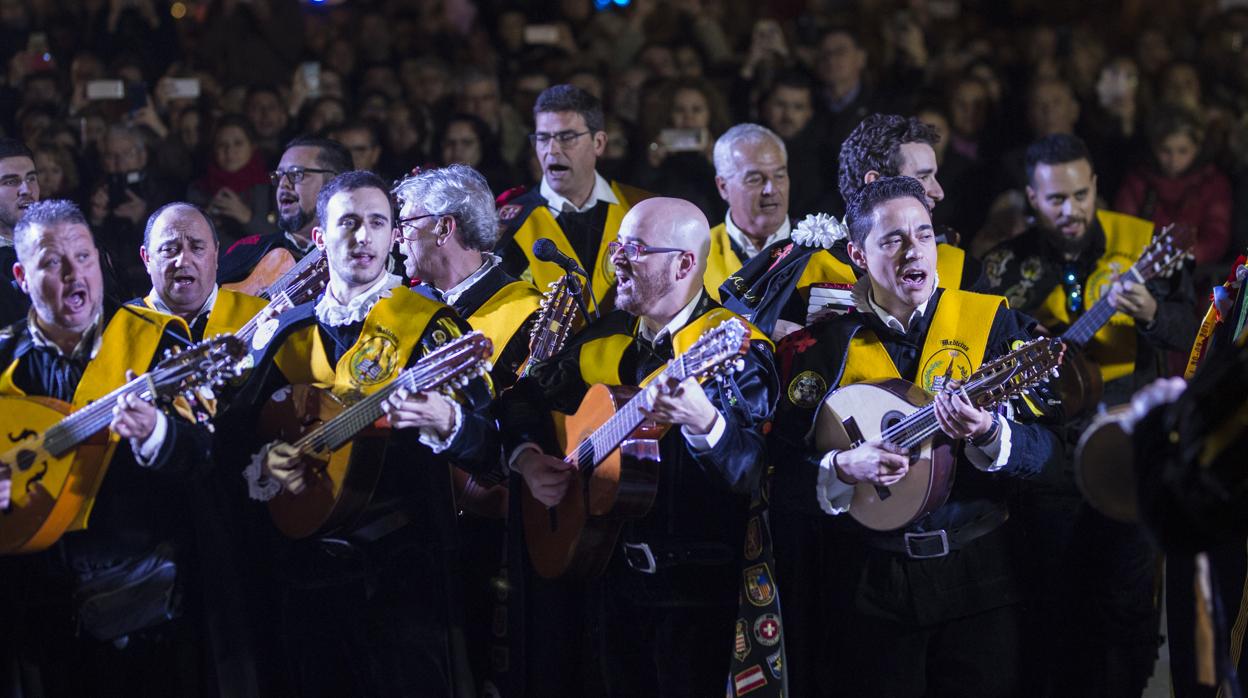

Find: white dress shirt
724;213;790;260
540;172;618;214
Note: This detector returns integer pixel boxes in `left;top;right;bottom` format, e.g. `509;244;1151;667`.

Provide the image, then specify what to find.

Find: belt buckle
903;530;950;559
622;542;657;574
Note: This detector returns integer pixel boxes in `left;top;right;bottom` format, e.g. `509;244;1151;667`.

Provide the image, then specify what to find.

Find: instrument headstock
152;335;249;428
407;330;495;393
1136;223;1195;282
679;318;752;383
968;336;1066;408
275;253;330;309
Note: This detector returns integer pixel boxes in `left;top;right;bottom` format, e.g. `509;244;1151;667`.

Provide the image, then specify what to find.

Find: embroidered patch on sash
920;347;972;394
733;665;767;695
347;335;399;386
753;614;781;647
786;370;826;409
498;204;522;221
744;563;776;607
733;618;751;662
766;650;783;679
744;516;763;561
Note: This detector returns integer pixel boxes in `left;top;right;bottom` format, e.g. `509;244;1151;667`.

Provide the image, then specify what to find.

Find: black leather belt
865;508;1009;559
621;540;735;574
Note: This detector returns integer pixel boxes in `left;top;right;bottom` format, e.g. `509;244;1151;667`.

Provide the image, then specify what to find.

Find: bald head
614;197;709;328
141;202;219;320
622;197;711;269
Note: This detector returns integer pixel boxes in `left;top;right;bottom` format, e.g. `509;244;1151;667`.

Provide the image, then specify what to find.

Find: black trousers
278;542;452;698
597;581;736;698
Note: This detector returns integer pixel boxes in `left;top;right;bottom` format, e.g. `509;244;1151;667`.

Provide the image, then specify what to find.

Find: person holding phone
188;115;273;249
634;78;729;222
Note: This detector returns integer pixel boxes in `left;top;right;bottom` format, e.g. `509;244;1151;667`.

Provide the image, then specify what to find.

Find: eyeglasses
529;130;591;147
396;213;441;238
1060;262;1083;315
607;240;687;261
270;167;335;186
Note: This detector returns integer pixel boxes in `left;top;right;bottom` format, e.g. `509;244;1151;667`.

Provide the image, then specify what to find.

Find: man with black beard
981;133;1198;697
0;137;39;325
216;136;352;289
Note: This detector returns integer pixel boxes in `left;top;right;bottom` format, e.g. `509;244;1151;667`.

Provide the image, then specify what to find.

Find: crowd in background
3;0;1247;300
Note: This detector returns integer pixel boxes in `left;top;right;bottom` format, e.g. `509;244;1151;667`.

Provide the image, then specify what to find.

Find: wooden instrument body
521;384;665;579
814;380;957;532
1074;405;1137;523
262;385;389;539
1055;341;1104;418
222;248;296;297
0;397;111;554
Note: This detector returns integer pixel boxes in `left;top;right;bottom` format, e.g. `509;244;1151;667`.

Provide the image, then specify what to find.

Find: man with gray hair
704;123;791;300
395;163;542;390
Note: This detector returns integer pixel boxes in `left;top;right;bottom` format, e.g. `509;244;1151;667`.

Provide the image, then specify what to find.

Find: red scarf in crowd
194;151;270;195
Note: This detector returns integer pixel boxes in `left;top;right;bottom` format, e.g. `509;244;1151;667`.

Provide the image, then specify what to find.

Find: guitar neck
883;376;1015;451
43;378;155;457
1061;266;1145;346
291;342;480;455
260;249;322;301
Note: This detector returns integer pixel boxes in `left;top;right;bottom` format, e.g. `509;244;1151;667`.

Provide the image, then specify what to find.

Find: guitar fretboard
1062;267;1145;347
42;378;155;457
568;354;689;471
259;249;324;301
292;337;485;456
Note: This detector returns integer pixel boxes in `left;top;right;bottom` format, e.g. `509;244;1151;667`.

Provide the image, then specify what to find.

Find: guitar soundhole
15;450;35;472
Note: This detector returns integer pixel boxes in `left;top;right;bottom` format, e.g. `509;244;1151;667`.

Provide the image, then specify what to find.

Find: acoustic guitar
453;274;586;519
230;251;328;355
1055;224;1193;417
262;331;493;539
814;336;1065;532
222;247;298;298
0;336;248;554
521;317;752;580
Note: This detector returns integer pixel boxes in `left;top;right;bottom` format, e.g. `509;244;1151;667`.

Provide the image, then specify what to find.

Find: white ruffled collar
315;272;403;327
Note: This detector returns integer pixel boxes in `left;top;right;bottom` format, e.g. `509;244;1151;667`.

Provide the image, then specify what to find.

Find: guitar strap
838;289;1003;393
508;182;639;306
272;287;441;398
1037;209;1153;382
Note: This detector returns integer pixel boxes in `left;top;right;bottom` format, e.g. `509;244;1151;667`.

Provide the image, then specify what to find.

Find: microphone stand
563;270;596;324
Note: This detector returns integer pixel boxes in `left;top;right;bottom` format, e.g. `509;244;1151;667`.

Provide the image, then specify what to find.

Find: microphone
532;238;588;277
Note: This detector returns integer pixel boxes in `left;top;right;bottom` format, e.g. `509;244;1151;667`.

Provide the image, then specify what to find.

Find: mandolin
453;275;586;519
1055;224;1193;416
814;337;1065;532
0;336;248;554
521;317;752;579
263;331;493;539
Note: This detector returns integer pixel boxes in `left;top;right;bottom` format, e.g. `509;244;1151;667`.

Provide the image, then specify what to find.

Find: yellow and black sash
1036;209;1153;382
0;306;188;528
838;289;1004;392
467;280;542;365
578;306;770;387
509;182;646;305
142;287;269;339
705;223;745;303
273;287;449;398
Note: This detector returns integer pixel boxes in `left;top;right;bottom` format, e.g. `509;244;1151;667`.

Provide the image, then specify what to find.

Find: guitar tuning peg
734;358;745;372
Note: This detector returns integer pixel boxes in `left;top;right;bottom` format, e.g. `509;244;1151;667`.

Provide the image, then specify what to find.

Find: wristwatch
968;410;1001;448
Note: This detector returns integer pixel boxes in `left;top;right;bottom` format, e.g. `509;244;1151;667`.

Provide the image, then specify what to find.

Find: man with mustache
500;197;777;696
721;113;981;341
233;171;498;697
0;200;214;694
979;133;1198;696
496;84;650;309
769;176;1062;696
217;136;352;289
0;137;40;326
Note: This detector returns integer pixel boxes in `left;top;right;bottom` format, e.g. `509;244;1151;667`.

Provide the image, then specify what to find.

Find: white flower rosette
791;212;848;249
